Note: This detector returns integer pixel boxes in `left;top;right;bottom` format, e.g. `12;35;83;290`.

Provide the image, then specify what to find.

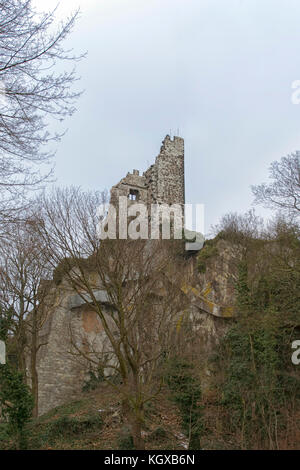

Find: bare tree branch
252;152;300;219
0;1;84;220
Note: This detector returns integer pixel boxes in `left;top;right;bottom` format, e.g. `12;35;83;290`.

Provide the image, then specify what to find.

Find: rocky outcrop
30;237;240;416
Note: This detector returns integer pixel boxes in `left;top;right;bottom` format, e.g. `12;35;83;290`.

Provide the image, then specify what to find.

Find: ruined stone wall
144;135;185;207
28;285;83;416
110;135;185;211
110;170;148;207
29;280;112;416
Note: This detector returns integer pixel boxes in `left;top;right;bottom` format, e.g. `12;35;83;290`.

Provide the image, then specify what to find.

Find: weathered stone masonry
110;135;185;210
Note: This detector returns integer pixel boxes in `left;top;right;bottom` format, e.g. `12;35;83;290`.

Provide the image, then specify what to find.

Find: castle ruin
29;135;237;416
110;135;185;210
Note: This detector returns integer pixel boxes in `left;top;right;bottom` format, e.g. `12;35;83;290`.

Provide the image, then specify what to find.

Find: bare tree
211;209;264;241
0;218;52;417
37;187;190;449
252;152;300;218
0;1;83;220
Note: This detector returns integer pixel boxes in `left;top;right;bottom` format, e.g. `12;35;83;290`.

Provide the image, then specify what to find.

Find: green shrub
117;426;134;450
197;241;218;273
149;426;167;441
48;414;103;438
213;255;300;449
165;357;203;450
36;413;103;446
0;422;10;446
82;367;105;392
0;364;34;449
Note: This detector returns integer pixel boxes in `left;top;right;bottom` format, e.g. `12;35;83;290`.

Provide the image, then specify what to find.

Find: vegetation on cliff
0;149;299;450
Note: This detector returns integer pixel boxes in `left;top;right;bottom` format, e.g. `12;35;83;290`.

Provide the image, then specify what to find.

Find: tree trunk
132;414;145;450
121;389;145;450
131;372;145;450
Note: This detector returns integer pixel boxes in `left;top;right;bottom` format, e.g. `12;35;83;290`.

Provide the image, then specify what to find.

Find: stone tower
110;135;185;211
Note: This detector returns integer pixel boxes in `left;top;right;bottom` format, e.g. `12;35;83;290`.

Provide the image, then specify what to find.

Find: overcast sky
34;0;300;234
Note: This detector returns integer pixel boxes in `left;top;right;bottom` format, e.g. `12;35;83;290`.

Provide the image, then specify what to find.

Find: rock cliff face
190;238;242;318
30;238;240;416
